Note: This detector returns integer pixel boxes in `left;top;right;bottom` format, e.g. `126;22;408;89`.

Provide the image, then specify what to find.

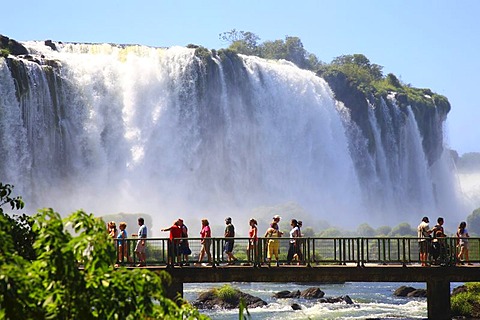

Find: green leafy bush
214;284;238;303
451;283;480;318
0;184;208;320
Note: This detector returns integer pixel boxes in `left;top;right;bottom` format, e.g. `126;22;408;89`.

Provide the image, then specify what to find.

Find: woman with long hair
456;221;471;265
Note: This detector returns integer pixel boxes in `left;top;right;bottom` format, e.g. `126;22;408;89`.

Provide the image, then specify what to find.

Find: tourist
287;219;301;264
456;221;471;265
296;220;304;264
246;218;258;266
271;215;281;230
224;217;238;264
417;216;432;267
107;221;117;239
196;218;212;266
264;222;281;267
133;217;147;267
107;221;118;239
431;217;446;265
161;220;183;266
116;221;132;265
178;219;191;265
432;217;445;237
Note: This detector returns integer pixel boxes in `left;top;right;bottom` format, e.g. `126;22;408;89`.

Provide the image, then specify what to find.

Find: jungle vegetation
0;183;207;320
218;29;450;112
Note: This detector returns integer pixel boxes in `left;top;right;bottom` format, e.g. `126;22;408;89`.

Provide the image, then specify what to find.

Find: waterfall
0;42;465;231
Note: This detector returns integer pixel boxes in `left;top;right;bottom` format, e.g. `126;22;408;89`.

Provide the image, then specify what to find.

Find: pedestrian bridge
117;236;480;320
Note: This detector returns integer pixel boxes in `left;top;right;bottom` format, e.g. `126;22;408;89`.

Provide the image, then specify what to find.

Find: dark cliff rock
319;69;450;166
0;35;28;56
44;39;57;51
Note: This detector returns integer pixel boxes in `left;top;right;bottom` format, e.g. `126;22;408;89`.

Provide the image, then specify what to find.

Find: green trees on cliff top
219;29;450;112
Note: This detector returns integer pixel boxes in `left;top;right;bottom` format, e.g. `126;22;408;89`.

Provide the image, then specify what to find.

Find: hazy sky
2;0;478;154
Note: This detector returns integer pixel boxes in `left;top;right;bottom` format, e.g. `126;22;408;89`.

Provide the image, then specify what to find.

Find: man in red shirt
161;220;183;267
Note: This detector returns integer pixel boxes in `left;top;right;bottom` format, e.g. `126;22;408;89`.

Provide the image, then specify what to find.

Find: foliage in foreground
0;184;207;320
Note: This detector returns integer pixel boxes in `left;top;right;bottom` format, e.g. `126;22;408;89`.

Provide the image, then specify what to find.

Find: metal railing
114;236;480;267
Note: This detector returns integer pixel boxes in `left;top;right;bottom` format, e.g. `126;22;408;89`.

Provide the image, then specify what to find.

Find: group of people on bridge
417;216;471;267
107;215;306;267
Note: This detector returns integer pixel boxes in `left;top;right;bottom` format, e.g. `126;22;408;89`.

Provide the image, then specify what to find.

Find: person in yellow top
264;222;283;267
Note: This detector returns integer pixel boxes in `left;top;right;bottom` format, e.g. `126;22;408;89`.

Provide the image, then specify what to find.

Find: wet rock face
0;35;28;56
321;70;449;166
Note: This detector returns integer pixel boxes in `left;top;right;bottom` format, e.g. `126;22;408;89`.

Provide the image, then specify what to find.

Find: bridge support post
426;279;450;320
165;279;184;304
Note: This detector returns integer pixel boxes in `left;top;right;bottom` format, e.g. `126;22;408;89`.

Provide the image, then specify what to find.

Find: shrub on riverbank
451;283;480;318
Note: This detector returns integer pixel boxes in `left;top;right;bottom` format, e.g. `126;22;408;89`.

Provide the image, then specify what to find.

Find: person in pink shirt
246;218;258;266
195;219;212;265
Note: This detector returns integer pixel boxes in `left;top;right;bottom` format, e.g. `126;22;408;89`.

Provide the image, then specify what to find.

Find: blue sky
2;0;479;154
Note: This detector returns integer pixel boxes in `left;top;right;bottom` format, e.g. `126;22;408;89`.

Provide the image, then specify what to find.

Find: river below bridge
184;281;463;319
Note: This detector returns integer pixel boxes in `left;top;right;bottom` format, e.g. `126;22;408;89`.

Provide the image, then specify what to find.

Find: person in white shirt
417;216;432;267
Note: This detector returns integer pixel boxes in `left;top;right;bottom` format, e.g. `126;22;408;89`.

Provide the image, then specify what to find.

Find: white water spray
0;42;467;233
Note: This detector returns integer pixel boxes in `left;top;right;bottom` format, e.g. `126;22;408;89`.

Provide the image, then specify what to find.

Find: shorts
419;240;429;254
268;240;279;258
169;242;180;257
201;239;211;253
135;240;146;253
224;240;234;253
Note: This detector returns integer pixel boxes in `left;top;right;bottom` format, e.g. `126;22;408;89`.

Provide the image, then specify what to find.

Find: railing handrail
112;236;479;267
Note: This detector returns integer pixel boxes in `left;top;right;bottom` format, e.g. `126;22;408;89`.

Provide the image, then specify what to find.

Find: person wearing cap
224;217;238;264
417;216;432;266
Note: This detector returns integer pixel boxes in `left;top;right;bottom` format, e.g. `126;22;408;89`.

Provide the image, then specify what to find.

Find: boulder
394;285;416;297
407;289;427;298
274;290;300;298
319;295;354;304
44;40;57;51
193;287;267;309
451;285;467;296
300;287;325;299
291;303;302;310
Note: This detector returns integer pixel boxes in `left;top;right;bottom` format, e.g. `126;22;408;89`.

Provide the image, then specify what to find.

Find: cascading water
0;41;466;232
